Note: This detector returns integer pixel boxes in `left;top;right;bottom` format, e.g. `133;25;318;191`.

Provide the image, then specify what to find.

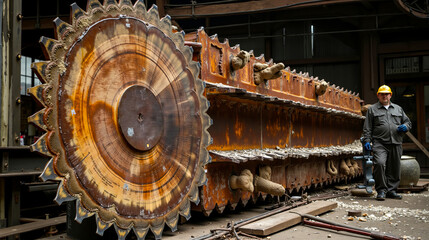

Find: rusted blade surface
29;1;210;238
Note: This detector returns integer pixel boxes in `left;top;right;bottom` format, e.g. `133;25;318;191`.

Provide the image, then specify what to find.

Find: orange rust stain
225;125;230;146
234;115;243;138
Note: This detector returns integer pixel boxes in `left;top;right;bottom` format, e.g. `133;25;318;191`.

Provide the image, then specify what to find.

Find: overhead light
402;87;415;98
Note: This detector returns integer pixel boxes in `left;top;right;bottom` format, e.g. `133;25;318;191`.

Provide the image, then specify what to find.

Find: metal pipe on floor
300;214;400;240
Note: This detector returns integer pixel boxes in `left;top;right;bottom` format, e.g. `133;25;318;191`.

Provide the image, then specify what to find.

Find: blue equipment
353;138;375;194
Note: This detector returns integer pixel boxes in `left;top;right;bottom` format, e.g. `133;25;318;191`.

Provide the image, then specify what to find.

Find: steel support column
8;0;22;147
6;178;20;240
1;0;22;146
1;0;23;238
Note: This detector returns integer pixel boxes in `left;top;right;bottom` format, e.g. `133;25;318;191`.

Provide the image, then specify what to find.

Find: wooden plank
0;216;66;238
406;132;429;159
238;201;337;236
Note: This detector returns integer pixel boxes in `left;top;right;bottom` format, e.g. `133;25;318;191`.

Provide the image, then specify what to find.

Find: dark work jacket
362;101;411;145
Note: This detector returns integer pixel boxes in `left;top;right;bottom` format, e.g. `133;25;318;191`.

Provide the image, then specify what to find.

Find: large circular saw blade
28;0;211;239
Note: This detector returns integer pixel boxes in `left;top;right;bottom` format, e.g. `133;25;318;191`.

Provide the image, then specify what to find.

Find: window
20;56;42;95
385;57;420;75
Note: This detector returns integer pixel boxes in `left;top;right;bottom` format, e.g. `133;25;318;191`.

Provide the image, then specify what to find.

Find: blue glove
364;142;371;151
397;124;408;132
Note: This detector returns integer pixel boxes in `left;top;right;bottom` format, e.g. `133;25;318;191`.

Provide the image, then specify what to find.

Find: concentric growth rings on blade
28;1;210;239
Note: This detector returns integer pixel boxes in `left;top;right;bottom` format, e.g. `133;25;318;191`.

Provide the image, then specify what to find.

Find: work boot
376;191;385;201
386;191;402;199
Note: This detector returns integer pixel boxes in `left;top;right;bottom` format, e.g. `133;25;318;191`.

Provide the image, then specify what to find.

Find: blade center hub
118;85;163;151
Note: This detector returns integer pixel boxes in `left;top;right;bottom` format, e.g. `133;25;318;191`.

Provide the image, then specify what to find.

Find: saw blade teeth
104;0;118;6
150;222;164;240
161;14;172;24
199;148;209;166
86;0;105;22
53;17;74;45
104;0;120;14
95;214;112;236
198;166;208;186
54;181;75;205
27;83;46;106
86;0;103;11
30;133;53;157
31;61;49;84
188;185;200;205
39;158;60;182
32;61;59;85
196;164;208;186
75;200;94;223
32;0;211;237
182;47;193;65
133;227;149;240
172;31;185;52
44;108;55;131
201;121;212;147
119;0;133;8
70;3;87;24
133;0;147;16
159;15;172;35
119;0;133;14
28;108;48;131
165;212;179;232
179;199;191;221
203;114;212;129
39;36;63;61
147;5;160;24
188;62;200;83
114;224;131;240
200;96;210;114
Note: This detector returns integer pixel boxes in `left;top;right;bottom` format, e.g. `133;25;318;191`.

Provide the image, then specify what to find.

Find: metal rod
165;0;240;7
295;212;372;233
183;12;404;32
223;26;415;40
0;171;42;178
302;219;401;240
170;0;337;18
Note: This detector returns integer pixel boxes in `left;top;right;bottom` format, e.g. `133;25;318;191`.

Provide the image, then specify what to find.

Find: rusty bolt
17;13;23;21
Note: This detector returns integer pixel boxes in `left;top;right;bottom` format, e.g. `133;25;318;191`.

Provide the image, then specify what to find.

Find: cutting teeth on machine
27;0;366;239
29;0;212;239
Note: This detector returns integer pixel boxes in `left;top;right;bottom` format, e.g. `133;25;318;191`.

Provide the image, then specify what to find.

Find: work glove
364;142;371;151
397;124;408;132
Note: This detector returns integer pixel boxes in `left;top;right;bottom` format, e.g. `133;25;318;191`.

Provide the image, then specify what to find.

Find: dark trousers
372;140;402;193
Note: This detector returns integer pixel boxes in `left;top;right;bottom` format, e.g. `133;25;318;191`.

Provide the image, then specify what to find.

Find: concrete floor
160;181;429;240
37;180;429;240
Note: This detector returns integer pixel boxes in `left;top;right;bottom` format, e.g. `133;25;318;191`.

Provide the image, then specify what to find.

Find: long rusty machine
28;1;364;239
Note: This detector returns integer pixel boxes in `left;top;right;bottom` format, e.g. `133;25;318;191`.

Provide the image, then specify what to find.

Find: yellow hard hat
377;85;392;95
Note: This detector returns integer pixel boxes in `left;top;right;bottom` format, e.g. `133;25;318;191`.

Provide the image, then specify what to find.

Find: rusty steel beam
188;29;363;117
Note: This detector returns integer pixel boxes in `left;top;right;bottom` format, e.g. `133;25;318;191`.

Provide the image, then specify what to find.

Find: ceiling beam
166;0;362;19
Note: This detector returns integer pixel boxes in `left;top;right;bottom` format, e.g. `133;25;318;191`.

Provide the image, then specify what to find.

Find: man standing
362;85;411;201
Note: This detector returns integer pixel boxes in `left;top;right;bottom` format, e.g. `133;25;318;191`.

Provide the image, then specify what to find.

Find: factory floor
160;180;429;240
37;179;428;240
